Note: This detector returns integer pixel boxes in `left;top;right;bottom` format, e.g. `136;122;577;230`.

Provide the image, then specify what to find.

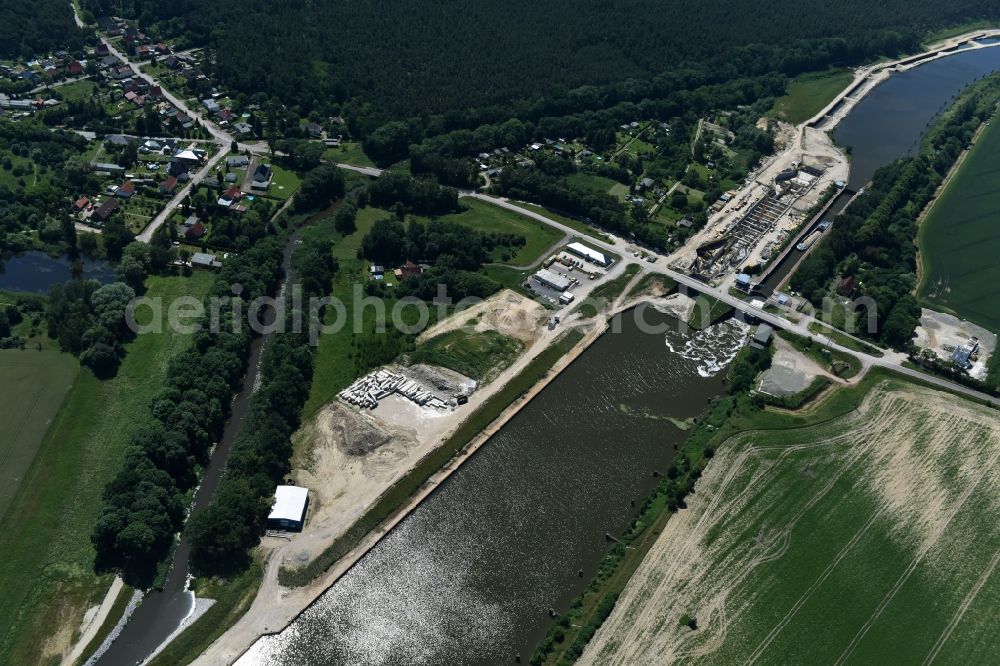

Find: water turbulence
240;307;734;665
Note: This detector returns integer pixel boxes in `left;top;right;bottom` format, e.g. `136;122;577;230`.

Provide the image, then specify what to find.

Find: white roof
533;268;571;291
566;242;608;265
268;485;308;522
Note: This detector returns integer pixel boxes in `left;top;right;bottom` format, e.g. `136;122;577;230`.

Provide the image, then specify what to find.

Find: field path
921;548;1000;665
833;435;1000;666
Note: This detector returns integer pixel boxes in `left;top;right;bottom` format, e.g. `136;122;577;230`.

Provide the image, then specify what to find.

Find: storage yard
338;368;463;411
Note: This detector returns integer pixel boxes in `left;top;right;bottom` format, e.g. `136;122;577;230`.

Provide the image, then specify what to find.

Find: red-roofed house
67;60;84;75
74;196;90;210
159;176;178;196
184;221;206;239
116;181;136;199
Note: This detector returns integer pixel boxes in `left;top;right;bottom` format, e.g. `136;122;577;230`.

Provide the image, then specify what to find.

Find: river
834;42;1000;190
93;232;300;666
238;306;746;665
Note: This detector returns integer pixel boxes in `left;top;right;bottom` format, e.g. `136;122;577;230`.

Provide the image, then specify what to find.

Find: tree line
91;238;287;587
185;236;338;576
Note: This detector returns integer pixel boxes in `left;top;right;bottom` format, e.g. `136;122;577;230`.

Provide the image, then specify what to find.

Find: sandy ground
579;381;1000;665
62;577;125;666
914;308;996;378
758;337;839;396
416;288;547;345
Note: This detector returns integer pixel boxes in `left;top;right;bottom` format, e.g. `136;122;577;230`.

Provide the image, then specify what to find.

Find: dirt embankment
417;288;547;346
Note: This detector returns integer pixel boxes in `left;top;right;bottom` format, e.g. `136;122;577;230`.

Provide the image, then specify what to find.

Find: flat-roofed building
566;242;610;267
267;485;309;531
532;268;571;292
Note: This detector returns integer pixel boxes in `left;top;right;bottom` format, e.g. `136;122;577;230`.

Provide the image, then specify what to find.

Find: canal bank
233;305;744;665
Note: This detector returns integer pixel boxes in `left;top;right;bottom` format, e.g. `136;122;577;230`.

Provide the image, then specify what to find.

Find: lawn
583;374;1000;664
0;272;214;665
771;68;854;124
507;202;612;242
301;206;399;417
917;116;1000;332
565;172;620;196
264;164;301;201
325;141;376;168
431;198;563;266
58;79;99;102
0;350;78;518
408;329;524;381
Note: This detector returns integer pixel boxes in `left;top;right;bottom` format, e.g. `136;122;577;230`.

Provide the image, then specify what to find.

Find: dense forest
83;0;999;126
0;0;84;58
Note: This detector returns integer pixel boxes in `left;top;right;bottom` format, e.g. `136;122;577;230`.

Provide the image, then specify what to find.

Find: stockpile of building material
338;369;448;410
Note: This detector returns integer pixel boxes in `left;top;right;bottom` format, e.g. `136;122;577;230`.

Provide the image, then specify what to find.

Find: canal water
0;251;115;293
239;306;746;665
834;45;1000;190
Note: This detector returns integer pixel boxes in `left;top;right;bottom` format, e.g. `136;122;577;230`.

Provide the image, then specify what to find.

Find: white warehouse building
532;268;572;292
566;242;611;267
267;485;309;531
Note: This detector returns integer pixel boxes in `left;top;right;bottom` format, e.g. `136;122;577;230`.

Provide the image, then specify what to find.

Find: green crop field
771;68;854;124
0;350;78;518
0;272;214;665
918;118;1000;331
582;377;1000;664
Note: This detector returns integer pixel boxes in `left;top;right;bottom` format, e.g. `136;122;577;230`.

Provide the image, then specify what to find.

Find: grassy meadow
0;272;214;665
771;68;854;124
409;329;524;381
0;350;78;518
917;117;1000;331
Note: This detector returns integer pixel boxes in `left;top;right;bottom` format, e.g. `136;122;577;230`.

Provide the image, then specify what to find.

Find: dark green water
239;306;746;665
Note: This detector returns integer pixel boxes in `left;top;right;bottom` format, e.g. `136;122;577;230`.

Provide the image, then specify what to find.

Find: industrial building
749;323;774;349
566;242;611;267
532;268;572;292
267;485;309;531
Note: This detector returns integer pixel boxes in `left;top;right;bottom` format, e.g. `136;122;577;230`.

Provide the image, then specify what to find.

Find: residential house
305;123;322;137
184;221;207;240
93;197;119;222
67;60;84;75
393;261;424;280
148;85;163;98
105;133;131;147
202;98;220;114
217;185;242;208
226;155;249;168
163;55;180;69
159;175;178;196
251;163;272;191
232;122;254;136
115;181;136;199
73;196;90;211
190;252;221;269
